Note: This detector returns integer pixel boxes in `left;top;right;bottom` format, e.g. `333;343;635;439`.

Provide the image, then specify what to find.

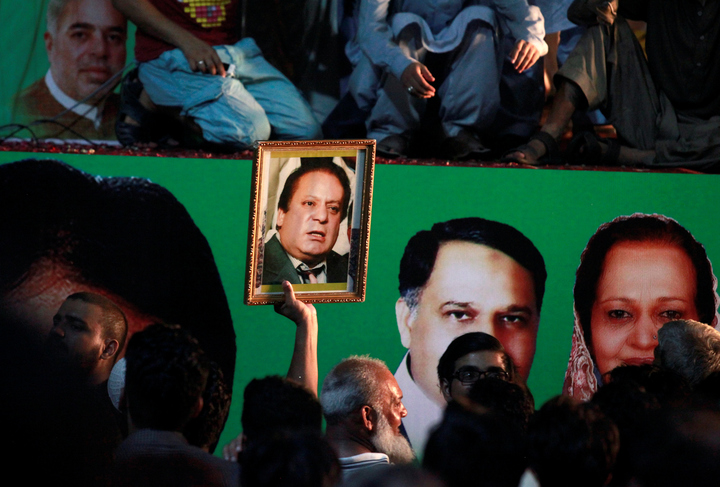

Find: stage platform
0;138;702;174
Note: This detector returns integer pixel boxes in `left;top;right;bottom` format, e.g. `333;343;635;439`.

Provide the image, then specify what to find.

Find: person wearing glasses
436;332;515;403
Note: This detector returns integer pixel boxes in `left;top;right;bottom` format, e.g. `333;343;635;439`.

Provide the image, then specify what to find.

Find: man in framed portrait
262;160;352;286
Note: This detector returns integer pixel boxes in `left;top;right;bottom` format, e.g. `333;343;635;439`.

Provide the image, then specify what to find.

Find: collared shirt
45;70;104;129
278;234;329;284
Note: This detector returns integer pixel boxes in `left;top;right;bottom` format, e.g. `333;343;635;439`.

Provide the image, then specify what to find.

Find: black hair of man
528;395;619;487
590;365;692;486
0;159;236;390
398;217;546;312
183;360;231;453
240;430;341;487
241;375;322;447
423;401;527;487
124;323;209;431
467;377;535;431
437;332;512;385
66;291;128;358
276;158;352;222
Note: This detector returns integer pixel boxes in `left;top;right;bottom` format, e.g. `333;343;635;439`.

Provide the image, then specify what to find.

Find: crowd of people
11;0;720;168
5;274;720;486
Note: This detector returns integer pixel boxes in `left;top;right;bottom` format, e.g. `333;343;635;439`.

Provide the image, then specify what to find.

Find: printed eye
446;310;472;321
71;31;88;41
660;310;683;320
107;32;126;43
500;314;528;326
328;205;340;214
608;309;631;320
303;201;315;207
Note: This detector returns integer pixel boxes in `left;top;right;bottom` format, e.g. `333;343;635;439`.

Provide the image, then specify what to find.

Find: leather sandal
500;131;560;165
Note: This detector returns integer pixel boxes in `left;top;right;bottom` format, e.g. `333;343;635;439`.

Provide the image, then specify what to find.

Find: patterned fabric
135;0;240;62
562;310;598;402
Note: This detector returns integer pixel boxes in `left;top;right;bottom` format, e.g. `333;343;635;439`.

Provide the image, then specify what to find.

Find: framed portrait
245;140;376;304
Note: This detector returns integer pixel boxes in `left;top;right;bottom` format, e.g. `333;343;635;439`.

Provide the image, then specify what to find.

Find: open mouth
307;230;326;240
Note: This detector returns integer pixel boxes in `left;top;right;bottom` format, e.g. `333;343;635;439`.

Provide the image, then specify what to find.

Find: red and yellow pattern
178;0;232;28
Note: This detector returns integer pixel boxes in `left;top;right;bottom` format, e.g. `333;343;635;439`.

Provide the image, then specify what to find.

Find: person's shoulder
14;78;51;114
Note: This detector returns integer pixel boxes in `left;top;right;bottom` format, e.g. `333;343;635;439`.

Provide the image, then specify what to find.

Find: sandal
566;131;621;166
500;131;560;165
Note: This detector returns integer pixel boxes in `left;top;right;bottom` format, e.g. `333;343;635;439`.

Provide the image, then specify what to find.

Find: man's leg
366;25;428;155
437;21;500;138
507;18;665;164
139;48;271;149
223;39;322;140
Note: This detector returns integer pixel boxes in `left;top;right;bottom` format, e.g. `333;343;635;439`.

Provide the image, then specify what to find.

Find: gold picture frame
245;140;375;304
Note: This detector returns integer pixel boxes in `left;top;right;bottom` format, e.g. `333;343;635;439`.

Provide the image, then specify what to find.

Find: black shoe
377;134;409;158
442;129;491;160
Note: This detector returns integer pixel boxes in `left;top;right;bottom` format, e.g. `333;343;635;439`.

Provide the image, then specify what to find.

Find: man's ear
440;378;453;403
276;208;285;228
190;396;204;419
360;405;376;432
101;339;119;360
44;31;53;56
395;298;414;349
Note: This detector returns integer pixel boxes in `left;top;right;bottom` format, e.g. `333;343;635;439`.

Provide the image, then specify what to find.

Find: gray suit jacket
261;234;348;285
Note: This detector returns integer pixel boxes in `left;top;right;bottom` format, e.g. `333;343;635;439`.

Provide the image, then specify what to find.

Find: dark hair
66;292;128;359
437;332;510;385
423;402;527;487
242;375;322;445
183;360;231;453
528;396;619;487
398;218;546;313
125;323;209;431
0;159;236;391
574;214;717;346
277;158;352;222
467;377;535;431
240;430;340;487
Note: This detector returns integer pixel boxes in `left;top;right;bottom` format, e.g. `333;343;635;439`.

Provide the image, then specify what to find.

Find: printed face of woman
590;241;699;376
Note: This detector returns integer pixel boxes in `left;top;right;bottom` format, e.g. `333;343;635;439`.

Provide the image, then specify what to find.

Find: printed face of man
397;241;539;406
276;170;345;268
590;241;698;377
44;0;127;100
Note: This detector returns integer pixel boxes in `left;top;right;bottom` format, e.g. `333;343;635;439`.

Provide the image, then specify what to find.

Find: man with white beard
321;356;415;483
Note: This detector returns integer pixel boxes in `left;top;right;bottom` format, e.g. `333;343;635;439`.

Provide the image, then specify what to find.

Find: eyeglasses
451;366;510;385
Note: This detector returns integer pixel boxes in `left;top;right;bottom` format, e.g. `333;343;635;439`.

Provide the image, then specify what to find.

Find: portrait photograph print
245;140;375;304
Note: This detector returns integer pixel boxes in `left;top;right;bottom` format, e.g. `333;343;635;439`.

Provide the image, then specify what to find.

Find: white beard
370;411;416;464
